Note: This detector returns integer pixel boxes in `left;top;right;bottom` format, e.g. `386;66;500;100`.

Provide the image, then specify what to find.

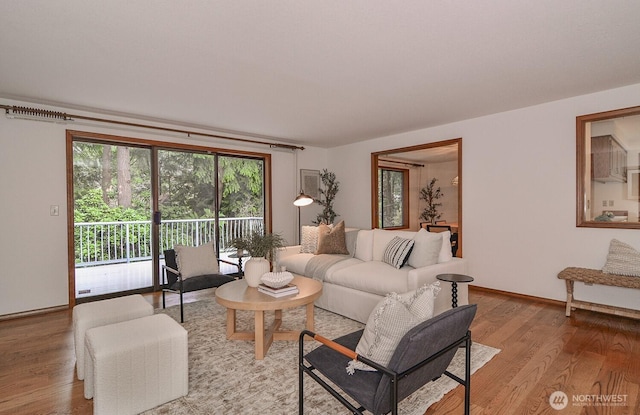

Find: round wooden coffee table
215;276;323;359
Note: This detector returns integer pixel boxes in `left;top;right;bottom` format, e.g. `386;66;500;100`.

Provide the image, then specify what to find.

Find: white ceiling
1;1;640;148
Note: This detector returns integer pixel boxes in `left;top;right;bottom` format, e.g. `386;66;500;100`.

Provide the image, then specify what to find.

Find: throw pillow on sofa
347;282;441;373
300;225;320;253
174;242;219;279
383;236;415;269
407;229;443;268
432;230;453;263
316;220;350;255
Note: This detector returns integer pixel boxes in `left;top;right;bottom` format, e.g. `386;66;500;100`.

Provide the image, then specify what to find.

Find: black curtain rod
2;104;305;151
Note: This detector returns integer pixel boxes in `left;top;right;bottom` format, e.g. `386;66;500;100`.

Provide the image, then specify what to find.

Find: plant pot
244;257;270;287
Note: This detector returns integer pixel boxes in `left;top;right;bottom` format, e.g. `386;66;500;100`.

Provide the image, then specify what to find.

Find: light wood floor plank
1;287;639;414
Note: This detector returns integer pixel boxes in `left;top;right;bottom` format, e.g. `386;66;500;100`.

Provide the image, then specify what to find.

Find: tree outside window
378;168;408;228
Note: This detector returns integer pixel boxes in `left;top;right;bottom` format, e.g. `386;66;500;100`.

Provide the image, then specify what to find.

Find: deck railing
74;217;264;266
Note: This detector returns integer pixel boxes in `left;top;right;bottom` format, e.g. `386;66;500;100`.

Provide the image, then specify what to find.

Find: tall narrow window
378;168;408;228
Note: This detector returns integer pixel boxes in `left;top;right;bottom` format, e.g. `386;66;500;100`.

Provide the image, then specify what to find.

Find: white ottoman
73;294;154;380
84;313;188;415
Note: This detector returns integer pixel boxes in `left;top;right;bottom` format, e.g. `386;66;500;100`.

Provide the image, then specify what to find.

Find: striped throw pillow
383;237;415;269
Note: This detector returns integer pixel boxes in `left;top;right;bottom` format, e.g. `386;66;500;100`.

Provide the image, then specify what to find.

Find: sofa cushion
407;229;442;268
383;237;415;269
316;220;350;255
174;242;218;279
325;261;410;295
354;230;374;261
372;229;417;261
279;253;314;275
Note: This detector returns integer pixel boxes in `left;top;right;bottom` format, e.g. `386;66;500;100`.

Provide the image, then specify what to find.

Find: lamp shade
293;191;314;207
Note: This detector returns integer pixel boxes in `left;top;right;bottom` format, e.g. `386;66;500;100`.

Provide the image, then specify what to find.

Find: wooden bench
557;267;640;320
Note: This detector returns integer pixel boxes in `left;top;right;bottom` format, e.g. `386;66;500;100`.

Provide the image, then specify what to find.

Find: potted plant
419;178;444;224
313;169;340;225
231;230;286;287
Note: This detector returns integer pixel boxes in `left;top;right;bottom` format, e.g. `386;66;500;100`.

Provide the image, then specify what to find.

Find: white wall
0;98;327;315
3;83;640;316
327;83;640;311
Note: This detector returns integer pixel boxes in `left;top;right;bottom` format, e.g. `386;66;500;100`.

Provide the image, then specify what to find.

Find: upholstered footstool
84;313;188;415
72;294;154;380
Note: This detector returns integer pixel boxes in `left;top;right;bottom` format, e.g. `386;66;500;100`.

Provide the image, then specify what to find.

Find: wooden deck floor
75;254;241;298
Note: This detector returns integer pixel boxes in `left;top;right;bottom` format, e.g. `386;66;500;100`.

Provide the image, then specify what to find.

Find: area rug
145;299;500;414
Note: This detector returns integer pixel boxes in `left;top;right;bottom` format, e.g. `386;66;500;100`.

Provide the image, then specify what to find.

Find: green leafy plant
313;169;340;225
419;178;444;224
231;230;286;262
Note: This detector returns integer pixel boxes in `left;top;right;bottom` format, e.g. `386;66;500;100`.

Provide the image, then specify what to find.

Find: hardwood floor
0;287;638;414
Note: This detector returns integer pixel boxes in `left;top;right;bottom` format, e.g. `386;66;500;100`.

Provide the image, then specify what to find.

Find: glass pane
73;142;152;299
158;149;217;249
577;107;640;228
217;155;265;258
379;168;405;228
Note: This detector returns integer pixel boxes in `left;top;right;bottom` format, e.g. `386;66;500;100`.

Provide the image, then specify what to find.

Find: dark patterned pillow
383;237;415;269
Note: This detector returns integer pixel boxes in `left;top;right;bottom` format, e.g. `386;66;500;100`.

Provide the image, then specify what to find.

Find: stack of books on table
257;283;299;298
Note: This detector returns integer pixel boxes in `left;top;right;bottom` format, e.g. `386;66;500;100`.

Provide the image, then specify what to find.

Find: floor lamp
293;191;313;243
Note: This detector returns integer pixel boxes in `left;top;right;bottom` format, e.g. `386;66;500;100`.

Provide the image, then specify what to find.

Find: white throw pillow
430;230;453;263
174;242;219;279
602;239;640;277
407;229;443;268
383;237;415;269
397;281;441;320
299;226;319;253
347;282;441;373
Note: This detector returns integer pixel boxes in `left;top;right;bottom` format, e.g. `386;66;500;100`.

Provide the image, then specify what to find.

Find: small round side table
436;274;474;308
228;252;246;278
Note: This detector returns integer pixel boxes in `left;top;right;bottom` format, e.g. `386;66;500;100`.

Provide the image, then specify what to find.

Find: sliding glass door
73;141;153;300
69;131;270;304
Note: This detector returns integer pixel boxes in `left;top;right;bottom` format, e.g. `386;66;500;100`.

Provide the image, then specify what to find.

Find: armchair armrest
218;258;241;273
298;330;392;375
161;264;182;285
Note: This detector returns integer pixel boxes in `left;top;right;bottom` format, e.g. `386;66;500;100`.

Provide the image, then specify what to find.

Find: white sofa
278;227;469;323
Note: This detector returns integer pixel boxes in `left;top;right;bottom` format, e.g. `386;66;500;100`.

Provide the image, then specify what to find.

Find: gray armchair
299;304;477;415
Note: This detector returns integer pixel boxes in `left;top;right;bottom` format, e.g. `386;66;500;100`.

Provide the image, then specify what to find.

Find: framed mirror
577;105;640;229
371;138;462;254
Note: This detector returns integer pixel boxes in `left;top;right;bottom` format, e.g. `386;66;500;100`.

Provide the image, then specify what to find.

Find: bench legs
564;279;574;317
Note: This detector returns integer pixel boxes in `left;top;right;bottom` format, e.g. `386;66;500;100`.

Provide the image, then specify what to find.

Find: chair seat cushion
305;330;382;412
168;274;234;292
